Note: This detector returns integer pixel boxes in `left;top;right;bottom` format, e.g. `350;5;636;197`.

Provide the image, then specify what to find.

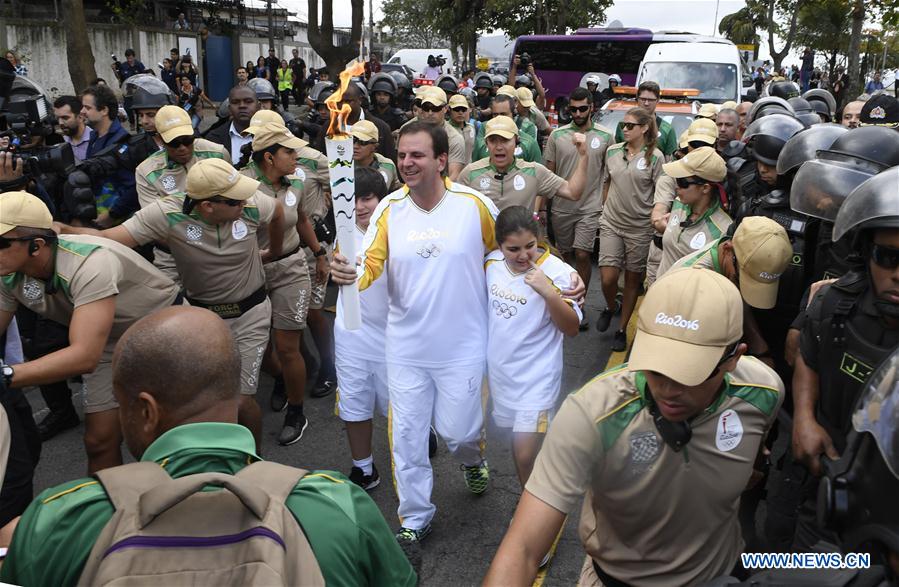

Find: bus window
515;40;651;74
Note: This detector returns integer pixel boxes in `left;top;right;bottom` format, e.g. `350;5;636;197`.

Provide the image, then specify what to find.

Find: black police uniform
369;105;407;131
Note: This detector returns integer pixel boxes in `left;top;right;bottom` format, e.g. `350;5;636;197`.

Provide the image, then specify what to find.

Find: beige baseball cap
484;115;519;139
247;109;286;129
732;216;793;309
0;191;53;235
662;146;727;182
156;105;194;143
721;100;738;110
496;85;517;98
678;130;690;149
350;119;379;143
685;117;719;145
516;87;535;108
418;86;447;107
696;103;719;120
448;94;469;109
629;267;743;386
186;158;260;201
251;122;307;152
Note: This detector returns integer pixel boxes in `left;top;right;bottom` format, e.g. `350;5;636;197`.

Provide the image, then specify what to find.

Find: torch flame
325;60;367;138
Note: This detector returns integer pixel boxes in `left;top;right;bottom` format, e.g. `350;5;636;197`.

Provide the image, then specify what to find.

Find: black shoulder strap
820;273;866;350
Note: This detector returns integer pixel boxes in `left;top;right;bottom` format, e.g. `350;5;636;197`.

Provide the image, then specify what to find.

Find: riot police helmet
368;72;396;97
474;72;493;90
435;74;459;96
309;81;337;105
748;96;794;124
247;77;277;101
833;166;899;241
767;80;800;100
124;74;175;109
789;97;823;127
808;99;832;123
742;113;805;166
776;123;848;176
515;74;533;88
388;71;412;92
803;88;837;120
491;74;505;87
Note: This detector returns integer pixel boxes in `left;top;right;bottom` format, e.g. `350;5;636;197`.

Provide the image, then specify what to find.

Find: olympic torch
324;61;366;330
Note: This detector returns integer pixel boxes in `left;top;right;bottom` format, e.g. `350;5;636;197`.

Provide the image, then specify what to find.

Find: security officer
859;93;899;128
447;94;477;163
57;158;286;453
0;306;417;587
788;97;822;127
241;122;328;445
367;72;407;131
696;103;719;121
135;105;228;281
124;74;174;151
402;86;469;180
648;118;718;286
471;94;542;163
494;85;540;143
435;74;460;98
485;267;784;585
0;191;180;474
655;147;733;278
790;167;899;551
802;88;837;123
613;81;679;157
544;86;613;329
457;115;587;212
388;71;415;116
767;80;800;100
473;72;494;120
351;120;401;191
515;87;551;143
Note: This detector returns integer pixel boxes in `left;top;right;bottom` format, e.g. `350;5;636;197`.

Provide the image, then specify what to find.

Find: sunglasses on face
704;344;740;381
451;106;469;113
419;102;444;113
621;122;643;131
353;138;377;146
871;243;899;270
568;105;590;114
206;196;243;207
166;135;195;149
675;177;708;189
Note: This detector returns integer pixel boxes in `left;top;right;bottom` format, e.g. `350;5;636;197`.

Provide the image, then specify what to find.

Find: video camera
519;52;532;69
0;60;75;189
427;54;447;68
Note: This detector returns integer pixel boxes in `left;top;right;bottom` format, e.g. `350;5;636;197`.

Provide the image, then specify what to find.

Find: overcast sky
281;0;786;62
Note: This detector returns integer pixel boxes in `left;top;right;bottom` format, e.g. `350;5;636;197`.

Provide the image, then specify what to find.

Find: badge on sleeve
232;219;248;240
186;224;203;241
285;191;297;207
479;176;491;190
637;157;647;170
294;167;307;181
513;175;526;191
716;409;743;452
160;174;178;193
514;146;523;157
690;232;706;250
591;136;601;150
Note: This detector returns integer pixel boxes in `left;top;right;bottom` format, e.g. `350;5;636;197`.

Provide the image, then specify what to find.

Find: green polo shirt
472;119;543;163
615;114;678;157
1;423;416;587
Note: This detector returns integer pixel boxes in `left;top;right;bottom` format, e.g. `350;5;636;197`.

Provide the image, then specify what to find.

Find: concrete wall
4;19;198;97
240;37;325;73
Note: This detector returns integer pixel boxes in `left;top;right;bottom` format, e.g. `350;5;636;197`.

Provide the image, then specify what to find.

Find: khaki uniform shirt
528;108;551;134
367;153;402;192
653;173;677;207
241;163;306;253
122;194;276;304
449;120;477;163
544;122;612;215
668;237;727;274
135;139;227;207
527;360;784;586
657;200;733;279
295;145;331;221
457;157;564;212
601;143;664;231
0;235;178;341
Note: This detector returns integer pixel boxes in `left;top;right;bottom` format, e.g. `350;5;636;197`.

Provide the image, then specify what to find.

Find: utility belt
591;556;749;586
186;286;267;319
266;245;301;264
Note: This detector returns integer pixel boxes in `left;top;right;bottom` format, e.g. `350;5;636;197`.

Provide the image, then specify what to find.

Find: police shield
789;155;879;222
852;343;899;480
832;166;899;241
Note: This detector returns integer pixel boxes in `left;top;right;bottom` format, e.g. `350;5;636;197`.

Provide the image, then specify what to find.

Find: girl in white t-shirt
485;206;581;487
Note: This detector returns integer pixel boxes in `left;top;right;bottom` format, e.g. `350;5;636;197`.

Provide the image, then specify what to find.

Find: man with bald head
716;108;740;153
0;306;417;587
736;101;753;138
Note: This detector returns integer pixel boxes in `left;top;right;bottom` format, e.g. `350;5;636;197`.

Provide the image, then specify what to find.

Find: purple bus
511;28;731;105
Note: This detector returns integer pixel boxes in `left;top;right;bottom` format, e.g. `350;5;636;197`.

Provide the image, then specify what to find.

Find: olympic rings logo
417;243;442;259
492;299;518;319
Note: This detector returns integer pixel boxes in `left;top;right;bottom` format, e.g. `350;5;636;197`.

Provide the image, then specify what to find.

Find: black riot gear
767;80;800;100
747;96;794;124
789;97;822;127
803;88;837;121
742;113;806;165
776;123;848;176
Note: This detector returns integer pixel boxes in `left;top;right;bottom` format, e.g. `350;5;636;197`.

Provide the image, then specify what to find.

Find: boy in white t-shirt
334;167;390;491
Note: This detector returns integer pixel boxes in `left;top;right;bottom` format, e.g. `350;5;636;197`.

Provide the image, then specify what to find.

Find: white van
387;49;454;76
637;39;750;104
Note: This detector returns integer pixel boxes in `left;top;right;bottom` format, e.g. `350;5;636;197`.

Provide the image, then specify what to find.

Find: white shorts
492;404;554;433
336;354;389;421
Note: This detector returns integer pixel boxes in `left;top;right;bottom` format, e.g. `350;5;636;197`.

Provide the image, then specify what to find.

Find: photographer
53;96;92;163
80;84;139;227
422;55;444;80
508;53;546;110
110;49;145;131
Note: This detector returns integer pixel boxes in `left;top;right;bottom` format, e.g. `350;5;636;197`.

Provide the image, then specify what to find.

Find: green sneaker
462;460;490;494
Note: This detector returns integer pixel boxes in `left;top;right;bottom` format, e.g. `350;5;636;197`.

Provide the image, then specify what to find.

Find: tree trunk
308;0;363;79
61;0;97;92
767;0;802;71
846;0;864;99
468;29;477;72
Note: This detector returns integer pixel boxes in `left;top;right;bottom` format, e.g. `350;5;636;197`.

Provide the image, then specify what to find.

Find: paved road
27;271;627;585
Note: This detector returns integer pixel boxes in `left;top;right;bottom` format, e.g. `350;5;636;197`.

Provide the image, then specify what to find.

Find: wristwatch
313;247;327;258
1;362;13;388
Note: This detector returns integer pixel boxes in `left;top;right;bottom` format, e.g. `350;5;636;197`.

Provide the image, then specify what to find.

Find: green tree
718;6;761;46
793;0;850;79
485;0;613;37
380;0;450;48
745;0;808;71
308;0;364;79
